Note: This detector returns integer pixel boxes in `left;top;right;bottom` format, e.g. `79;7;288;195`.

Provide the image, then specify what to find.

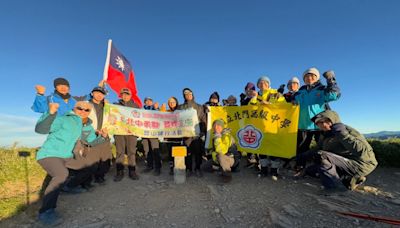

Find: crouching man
308;110;378;191
202;119;240;183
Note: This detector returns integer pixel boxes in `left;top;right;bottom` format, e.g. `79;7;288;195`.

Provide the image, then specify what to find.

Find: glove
323;70;335;80
213;133;221;139
331;123;348;136
277;84;285;94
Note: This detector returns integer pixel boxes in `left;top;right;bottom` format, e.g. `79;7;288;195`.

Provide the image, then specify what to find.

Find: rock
88;207;93;211
214;208;221;214
97;214;105;220
203;205;208;209
151;213;158;217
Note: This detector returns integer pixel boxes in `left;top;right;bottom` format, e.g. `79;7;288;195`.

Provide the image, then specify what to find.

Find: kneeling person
202;119;240;183
310;110;378;191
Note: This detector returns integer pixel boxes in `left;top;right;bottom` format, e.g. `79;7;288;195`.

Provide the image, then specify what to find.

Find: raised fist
323;70;335;80
49;103;59;114
277;84;285;94
35;85;46;95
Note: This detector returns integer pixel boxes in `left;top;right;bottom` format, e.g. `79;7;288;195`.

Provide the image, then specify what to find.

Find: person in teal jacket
35;101;108;226
293;68;340;172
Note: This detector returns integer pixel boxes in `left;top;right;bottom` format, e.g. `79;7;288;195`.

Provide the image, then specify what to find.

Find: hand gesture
323;70;335;80
100;128;108;138
160;103;166;112
49;103;59;114
35;85;46;95
98;79;106;87
251;90;258;97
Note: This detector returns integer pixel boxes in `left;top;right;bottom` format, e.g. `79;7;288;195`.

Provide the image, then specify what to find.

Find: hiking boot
271;168;279;181
257;166;268;178
195;169;203;178
82;183;95;191
38;209;63;226
94;177;106;185
128;166;139;180
114;170;124;182
61;185;87;194
220;171;232;183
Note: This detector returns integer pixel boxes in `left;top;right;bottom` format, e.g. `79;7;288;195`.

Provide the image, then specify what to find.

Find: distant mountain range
364;131;400;139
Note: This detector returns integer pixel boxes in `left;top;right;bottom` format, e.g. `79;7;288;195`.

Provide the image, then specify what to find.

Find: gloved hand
277;84;285;94
331;123;348;136
323;70;335;80
240;93;246;101
213;133;221;139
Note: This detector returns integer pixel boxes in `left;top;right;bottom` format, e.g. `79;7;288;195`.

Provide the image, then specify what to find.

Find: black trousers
183;137;203;171
142;138;161;169
318;151;358;189
296;130;321;167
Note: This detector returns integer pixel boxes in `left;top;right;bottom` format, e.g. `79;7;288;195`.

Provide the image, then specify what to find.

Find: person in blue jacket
32;77;90;116
293;68;340;174
35;101;108;226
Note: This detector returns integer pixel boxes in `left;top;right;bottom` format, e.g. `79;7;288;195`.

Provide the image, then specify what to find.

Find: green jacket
315;110;378;176
35;111;105;160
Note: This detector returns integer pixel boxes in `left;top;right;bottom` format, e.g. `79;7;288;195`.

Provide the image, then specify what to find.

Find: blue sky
0;0;399;147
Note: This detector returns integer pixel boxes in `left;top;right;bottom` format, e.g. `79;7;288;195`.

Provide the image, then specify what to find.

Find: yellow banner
206;103;299;158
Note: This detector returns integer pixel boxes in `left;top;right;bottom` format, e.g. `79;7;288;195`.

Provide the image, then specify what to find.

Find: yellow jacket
249;88;285;105
212;129;234;162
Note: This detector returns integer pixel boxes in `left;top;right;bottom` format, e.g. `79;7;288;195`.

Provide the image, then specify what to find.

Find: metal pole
18;151;31;205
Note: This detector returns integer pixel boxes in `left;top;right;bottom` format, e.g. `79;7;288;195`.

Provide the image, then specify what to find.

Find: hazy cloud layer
0;114;45;147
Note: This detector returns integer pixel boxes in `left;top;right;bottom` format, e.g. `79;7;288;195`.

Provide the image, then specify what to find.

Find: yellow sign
206;103;299;159
172;146;187;157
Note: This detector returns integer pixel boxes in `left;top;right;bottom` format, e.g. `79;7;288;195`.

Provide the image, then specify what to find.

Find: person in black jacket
178;88;207;177
113;88;140;182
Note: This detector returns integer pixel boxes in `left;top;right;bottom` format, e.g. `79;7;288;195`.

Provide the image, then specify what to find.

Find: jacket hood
311;110;341;124
209;91;220;102
182;88;195;101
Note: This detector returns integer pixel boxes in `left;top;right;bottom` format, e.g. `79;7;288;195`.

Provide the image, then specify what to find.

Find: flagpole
102;39;112;81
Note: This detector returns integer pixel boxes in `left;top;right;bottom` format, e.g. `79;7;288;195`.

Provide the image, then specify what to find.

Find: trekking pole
18;151;31;205
337;211;400;225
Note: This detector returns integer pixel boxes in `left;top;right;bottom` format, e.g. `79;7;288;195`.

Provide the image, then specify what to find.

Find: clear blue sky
0;0;399;146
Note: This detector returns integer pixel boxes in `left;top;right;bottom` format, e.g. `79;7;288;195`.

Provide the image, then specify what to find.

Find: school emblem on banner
237;125;263;149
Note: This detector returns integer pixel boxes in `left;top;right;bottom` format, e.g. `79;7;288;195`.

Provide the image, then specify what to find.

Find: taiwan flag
103;40;142;107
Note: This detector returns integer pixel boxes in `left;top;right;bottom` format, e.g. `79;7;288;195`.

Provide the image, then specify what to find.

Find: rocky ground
1;160;400;228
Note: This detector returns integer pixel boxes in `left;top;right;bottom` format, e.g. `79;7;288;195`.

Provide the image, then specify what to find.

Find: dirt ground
1;159;400;228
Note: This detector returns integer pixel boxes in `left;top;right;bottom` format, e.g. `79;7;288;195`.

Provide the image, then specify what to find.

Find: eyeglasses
76;107;91;112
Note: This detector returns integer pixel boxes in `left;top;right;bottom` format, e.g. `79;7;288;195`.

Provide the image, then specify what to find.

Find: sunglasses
76;107;91;112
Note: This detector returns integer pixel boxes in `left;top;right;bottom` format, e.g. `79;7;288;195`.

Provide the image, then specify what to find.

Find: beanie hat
257;76;271;86
209;92;220;102
213;118;225;127
244;82;256;91
54;77;70;88
303;67;320;81
287;77;300;88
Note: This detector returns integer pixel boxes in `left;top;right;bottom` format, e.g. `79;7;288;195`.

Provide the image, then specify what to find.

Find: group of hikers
32;67;378;226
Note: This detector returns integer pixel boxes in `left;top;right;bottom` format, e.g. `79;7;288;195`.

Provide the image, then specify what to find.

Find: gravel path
1;162;400;228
